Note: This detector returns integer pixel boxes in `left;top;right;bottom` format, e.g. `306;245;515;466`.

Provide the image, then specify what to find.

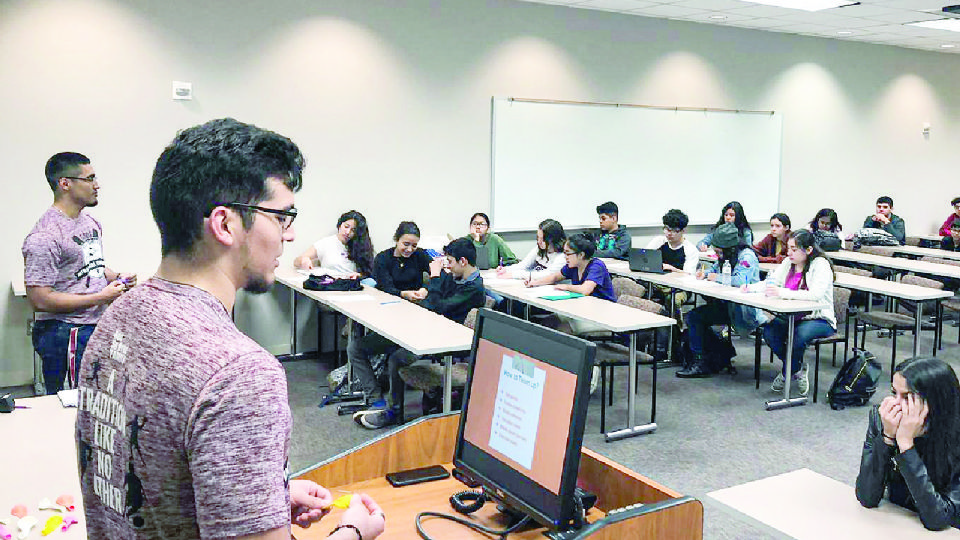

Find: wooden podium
292;413;702;540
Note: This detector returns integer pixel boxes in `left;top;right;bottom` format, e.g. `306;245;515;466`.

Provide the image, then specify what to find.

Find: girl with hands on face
856;357;960;531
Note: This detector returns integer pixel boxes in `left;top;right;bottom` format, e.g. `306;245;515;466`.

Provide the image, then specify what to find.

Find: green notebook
540;291;584;301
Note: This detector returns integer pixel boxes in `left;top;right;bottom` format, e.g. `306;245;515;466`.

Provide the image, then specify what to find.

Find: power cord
415;511;531;540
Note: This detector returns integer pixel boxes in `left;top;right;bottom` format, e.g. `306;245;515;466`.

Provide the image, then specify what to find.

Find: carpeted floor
283;319;960;540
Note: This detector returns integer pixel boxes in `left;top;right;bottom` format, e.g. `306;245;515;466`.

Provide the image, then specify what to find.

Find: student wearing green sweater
464;212;517;268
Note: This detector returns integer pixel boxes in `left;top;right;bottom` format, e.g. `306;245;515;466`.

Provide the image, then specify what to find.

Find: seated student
697;201;754;252
498;218;567;280
810;208;843;234
295;209;374;279
938;197;960;237
746;230;836;395
862;195;906;245
352;237;485;429
464;212;517;269
753;213;791;263
942;217;960;252
678;223;765;378
372;221;433;300
645;209;698;319
594;201;632;260
856;357;960;531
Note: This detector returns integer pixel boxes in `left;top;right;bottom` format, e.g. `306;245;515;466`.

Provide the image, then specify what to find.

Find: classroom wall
1;0;958;385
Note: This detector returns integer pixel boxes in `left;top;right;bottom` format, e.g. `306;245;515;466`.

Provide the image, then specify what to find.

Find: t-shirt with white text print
75;277;292;540
22;207;108;323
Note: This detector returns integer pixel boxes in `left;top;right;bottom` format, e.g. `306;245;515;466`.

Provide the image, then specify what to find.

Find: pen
380;300;402;305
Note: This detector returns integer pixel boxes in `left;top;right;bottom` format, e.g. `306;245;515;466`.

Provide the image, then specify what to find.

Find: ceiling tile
873;0;947;10
667;0;751;9
831;4;900;17
572;0;660;10
727;16;796;27
630;5;711;17
774;22;843;33
723;4;799;17
863;10;944;23
773;11;855;25
674;11;760;22
830;17;892;29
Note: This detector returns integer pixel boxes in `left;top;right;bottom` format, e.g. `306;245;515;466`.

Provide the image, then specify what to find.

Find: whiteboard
491;98;782;232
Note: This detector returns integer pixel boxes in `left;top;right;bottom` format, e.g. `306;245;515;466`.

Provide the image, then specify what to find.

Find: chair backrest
900;274;945;290
920;255;960;268
905;236;922;247
463;308;479;330
616;294;664;314
612;276;646;301
857;245;896;257
833;287;852;321
835;266;872;277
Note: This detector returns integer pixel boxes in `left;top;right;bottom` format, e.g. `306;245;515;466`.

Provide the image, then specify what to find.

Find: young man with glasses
22;152;136;394
75;119;385;540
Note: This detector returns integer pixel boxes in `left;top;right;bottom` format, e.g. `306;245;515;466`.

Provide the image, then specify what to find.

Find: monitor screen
454;309;596;530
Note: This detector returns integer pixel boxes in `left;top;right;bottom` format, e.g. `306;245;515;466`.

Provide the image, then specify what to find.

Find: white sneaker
771;372;784;392
796;364;809;396
590;366;601;395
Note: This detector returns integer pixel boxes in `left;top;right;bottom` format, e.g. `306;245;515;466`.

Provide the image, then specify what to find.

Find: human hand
698;244;708;252
337;494;386;540
878;395;902;440
896;393;928;451
764;285;780;298
429;259;443;278
344;272;361;280
296;256;314;270
663;263;678;272
289;479;333;528
496;266;508;277
118;273;137;289
99;281;126;303
554;284;568;292
874;214;889;225
705;273;718;282
411;288;428;301
695;270;705;280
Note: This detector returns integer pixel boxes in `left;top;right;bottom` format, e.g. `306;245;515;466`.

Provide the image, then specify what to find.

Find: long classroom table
274;266;474;413
889;244;960;261
480;275;675;442
602;260;828;411
827;249;960;280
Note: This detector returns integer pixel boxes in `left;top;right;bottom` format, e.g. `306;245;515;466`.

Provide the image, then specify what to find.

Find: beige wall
2;0;958;385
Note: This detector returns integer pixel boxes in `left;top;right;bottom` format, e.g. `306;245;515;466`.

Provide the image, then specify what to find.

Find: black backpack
678;327;737;374
813;230;842;252
303;274;363;292
827;348;882;410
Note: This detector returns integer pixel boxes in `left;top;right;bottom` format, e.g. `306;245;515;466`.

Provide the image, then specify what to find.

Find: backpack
827;348;882;410
678;327;737;374
303;274;363;292
854;228;899;247
813;230;842;252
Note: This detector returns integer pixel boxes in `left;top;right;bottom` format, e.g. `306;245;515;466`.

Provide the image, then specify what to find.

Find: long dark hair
810;208;842;233
394;221;420;241
790;229;835;284
338;210;374;277
714;201;752;236
538;219;566;259
894;358;960;492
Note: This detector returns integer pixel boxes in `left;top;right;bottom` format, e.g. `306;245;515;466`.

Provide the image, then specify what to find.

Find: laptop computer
475;244;492;270
628;248;666;274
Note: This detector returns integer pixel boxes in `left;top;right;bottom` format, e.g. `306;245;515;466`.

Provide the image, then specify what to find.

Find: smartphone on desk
386;465;450;487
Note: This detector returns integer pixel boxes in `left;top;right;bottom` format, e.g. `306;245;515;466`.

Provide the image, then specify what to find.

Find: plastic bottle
721;261;732;287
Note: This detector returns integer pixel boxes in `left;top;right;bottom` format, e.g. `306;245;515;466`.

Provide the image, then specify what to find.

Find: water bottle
721;261;732;287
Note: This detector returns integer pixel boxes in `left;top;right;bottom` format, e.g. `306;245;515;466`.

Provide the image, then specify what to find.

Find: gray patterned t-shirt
75;277;292;539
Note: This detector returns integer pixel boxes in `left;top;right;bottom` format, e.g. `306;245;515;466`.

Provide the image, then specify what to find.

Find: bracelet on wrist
329;524;362;540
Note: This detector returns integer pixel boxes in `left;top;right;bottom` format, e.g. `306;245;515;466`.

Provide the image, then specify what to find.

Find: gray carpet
283;320;960;540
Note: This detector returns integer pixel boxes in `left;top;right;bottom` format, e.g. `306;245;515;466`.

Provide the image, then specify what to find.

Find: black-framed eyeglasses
663;227;683;233
223;203;298;230
63;175;97;183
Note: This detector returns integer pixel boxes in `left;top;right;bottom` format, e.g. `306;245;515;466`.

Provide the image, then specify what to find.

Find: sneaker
795;364;809;396
589;366;601;395
771;372;784;392
354;408;397;430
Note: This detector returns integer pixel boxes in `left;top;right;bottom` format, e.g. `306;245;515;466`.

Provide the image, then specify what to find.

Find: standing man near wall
22;152;135;395
75;119;385;539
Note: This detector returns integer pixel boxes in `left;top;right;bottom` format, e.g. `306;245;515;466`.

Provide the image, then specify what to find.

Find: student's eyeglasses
470;221;488;227
222;203;298;231
562;250;578;256
663;227;683;233
62;175;97;183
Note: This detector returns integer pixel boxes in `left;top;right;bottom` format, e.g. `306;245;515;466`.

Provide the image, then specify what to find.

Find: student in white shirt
497;219;567;281
295;210;374;279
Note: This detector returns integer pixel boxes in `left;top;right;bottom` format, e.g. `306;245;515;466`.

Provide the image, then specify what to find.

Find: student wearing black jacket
351;236;484;430
856;357;960;531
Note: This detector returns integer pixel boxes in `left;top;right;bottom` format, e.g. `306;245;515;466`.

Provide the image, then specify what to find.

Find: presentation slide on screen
463;339;577;495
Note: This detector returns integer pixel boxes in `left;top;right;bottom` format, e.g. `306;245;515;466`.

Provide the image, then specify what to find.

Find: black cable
415;511;532;540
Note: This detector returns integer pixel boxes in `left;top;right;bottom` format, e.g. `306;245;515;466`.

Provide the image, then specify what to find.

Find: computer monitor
453;308;596;531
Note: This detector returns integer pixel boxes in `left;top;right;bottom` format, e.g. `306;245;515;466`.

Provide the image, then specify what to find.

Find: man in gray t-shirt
23;152;135;394
76;119;385;540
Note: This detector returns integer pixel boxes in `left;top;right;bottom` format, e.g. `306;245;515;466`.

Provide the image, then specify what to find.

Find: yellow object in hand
331;494;353;509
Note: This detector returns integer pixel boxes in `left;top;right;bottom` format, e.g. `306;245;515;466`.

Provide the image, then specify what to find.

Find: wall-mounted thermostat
172;81;193;100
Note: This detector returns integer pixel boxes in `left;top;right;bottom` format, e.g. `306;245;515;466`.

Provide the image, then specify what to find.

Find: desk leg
765;315;807;411
605;332;657;441
914;301;923;358
443;355;453;414
292;289;298;355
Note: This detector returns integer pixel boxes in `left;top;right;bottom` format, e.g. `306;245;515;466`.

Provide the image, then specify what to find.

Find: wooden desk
827;250;960;280
481;275;675;442
708;468;960;539
291;413;703;540
0;396;86;538
274;267;474;412
604;261;827;411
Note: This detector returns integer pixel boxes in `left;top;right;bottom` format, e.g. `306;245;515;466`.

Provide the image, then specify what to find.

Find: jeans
32;319;95;395
763;317;835;375
684;301;732;356
347;331;418;411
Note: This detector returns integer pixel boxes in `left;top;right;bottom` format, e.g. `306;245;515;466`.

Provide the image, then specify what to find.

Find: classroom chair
810;287;852;402
855;275;943;382
905;236;922;247
920;255;960;347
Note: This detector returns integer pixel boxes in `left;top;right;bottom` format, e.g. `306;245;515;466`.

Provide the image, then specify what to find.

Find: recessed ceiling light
737;0;858;12
709;14;727;20
909;19;960;32
942;43;957;48
837;30;853;35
